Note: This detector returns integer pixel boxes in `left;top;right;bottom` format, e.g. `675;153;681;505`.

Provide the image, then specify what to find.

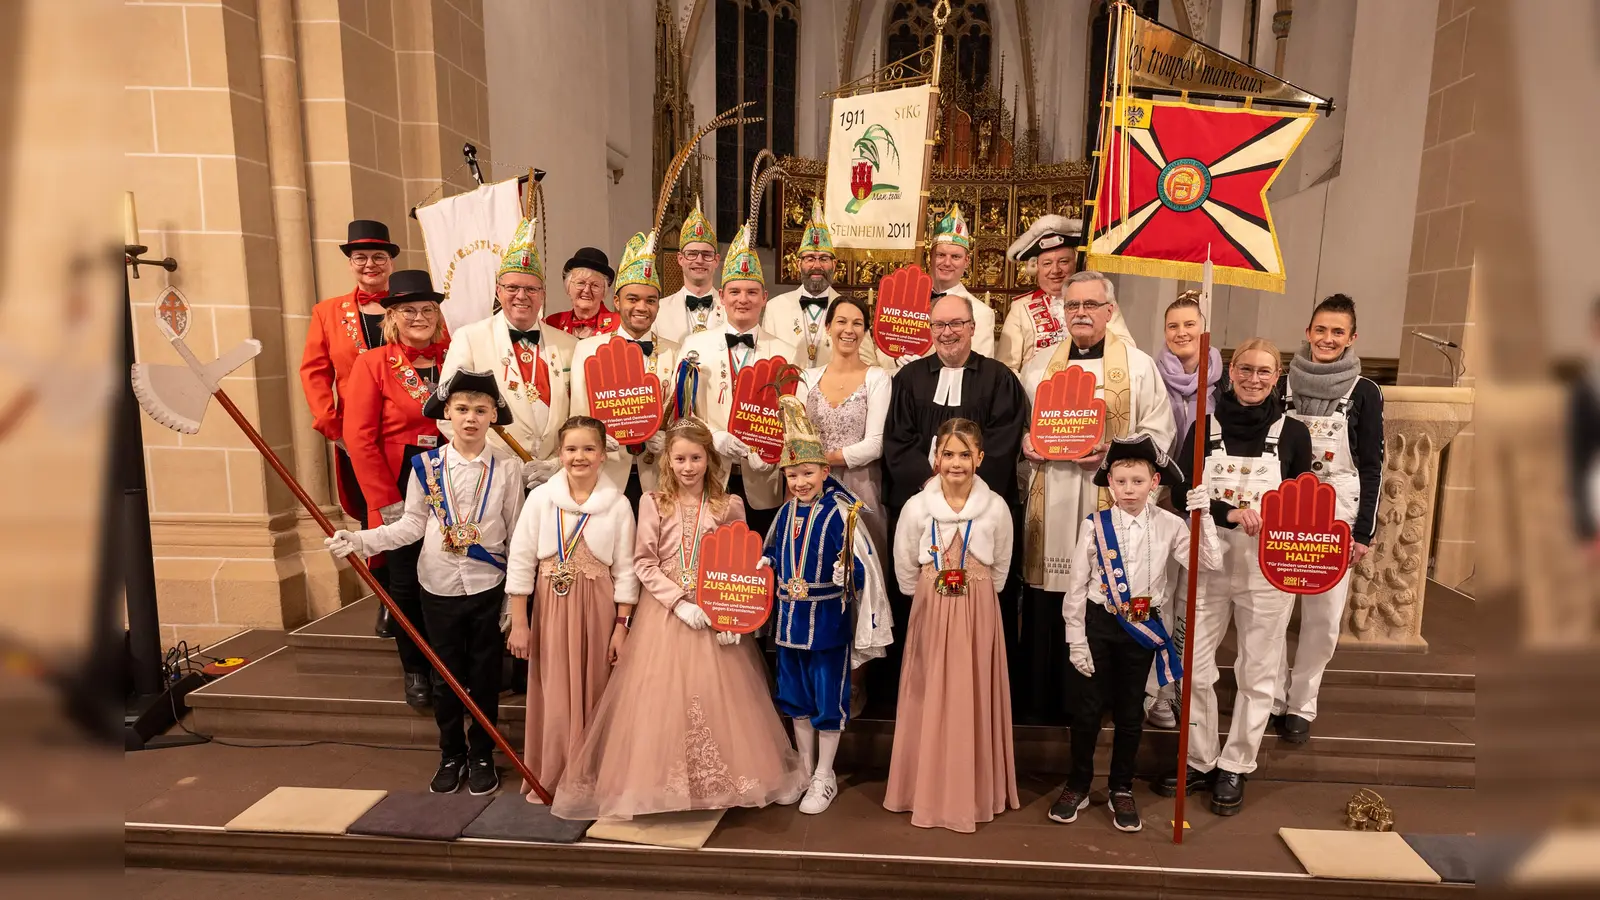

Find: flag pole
1173;250;1214;843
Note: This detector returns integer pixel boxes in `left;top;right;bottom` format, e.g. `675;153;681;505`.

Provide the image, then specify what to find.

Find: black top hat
341;220;400;258
1093;434;1185;488
563;247;615;282
379;269;445;307
423;369;514;426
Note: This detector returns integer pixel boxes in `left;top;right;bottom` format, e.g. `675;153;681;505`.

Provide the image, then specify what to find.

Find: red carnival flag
1087;99;1316;292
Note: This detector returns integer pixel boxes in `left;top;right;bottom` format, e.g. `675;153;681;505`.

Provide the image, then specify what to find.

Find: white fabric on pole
416;179;524;333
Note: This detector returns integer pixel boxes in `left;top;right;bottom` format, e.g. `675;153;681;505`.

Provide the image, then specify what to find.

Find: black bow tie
800;296;828;312
630;338;655;358
931;290;949;300
508;327;541;346
725;333;755;349
685;294;715;311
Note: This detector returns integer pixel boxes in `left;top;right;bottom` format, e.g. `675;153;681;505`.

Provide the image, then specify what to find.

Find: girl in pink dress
885;418;1019;832
506;416;639;799
551;419;807;819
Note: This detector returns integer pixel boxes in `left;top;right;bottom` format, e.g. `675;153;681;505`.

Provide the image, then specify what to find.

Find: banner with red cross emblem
1087;99;1316;292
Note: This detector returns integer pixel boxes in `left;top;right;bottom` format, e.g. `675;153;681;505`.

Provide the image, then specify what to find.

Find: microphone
1409;330;1458;349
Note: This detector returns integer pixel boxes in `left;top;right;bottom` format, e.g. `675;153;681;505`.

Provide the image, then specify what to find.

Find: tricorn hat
341;219;400;258
1092;433;1184;488
379;269;445;307
423;368;513;426
1008;214;1083;262
563;246;615;283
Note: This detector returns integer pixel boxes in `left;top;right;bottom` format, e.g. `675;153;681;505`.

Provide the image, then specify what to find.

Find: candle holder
125;244;178;279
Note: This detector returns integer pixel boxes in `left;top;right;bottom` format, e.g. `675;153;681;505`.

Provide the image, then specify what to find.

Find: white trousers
1273;569;1352;721
1186;528;1294;775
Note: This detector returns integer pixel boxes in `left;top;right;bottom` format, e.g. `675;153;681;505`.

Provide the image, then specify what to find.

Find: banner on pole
415;179;525;332
823;84;933;259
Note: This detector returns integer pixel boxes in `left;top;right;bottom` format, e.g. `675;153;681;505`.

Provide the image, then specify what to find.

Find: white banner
416;179;524;332
823;84;933;253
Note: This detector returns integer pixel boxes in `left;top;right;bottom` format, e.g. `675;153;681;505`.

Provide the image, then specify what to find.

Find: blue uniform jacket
763;481;867;651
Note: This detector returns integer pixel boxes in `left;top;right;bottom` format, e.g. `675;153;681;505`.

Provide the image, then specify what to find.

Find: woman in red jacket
342;269;450;709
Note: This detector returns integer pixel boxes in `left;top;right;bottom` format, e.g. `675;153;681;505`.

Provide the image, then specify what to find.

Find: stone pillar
1341;386;1473;651
1271;0;1292;76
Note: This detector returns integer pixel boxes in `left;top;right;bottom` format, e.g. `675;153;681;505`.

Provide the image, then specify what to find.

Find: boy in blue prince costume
763;394;889;815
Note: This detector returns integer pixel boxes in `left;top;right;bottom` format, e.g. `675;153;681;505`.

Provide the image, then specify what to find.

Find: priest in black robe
883;293;1030;512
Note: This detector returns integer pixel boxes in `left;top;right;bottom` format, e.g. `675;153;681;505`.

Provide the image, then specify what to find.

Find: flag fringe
1087;253;1286;293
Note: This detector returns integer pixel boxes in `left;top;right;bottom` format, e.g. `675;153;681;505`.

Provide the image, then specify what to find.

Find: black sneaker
1210;770;1245;816
1109;790;1142;833
1047;785;1090;824
1151;766;1213;797
467;757;500;796
1277;714;1312;744
430;756;466;794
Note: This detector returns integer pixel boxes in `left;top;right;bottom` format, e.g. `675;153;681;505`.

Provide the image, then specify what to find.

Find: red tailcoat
300;289;382;441
341;342;448;528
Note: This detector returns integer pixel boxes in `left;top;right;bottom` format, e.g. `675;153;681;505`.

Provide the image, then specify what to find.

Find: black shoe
467;757;500;796
430;756;466;794
1210;771;1245;816
1151;766;1213;798
374;603;395;638
1277;714;1312;744
1109;790;1142;833
1047;784;1090;824
403;672;431;710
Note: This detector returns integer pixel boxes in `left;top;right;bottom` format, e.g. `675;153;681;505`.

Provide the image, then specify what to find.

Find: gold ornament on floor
1343;788;1394;832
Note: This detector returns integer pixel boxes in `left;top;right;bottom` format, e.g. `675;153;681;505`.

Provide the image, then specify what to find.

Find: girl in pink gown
551;419;807;819
505;416;639;798
885;418;1019;832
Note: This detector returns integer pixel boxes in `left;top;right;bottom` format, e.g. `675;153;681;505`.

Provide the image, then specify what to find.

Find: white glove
325;529;364;559
897;354;920;368
644;432;666;455
1069;644;1095;678
713;430;754;461
378;502;404;525
523;458;558;490
605;434;621;453
832;560;847;586
743;451;775;474
715;630;741;646
1185;485;1211;513
757;557;772;571
674;601;711;630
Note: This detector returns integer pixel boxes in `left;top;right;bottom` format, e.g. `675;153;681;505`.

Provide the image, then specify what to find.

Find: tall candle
124;191;140;247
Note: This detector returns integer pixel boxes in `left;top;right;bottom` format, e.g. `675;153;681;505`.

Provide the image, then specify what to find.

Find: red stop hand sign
873;265;934;358
695;521;774;633
1258;473;1352;594
727;356;797;464
1029;366;1106;460
583;336;662;444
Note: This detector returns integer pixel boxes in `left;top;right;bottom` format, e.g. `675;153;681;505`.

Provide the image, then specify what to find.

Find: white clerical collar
933;366;965;406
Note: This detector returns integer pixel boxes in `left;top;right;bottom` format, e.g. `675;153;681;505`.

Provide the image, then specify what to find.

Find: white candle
124;191;140;247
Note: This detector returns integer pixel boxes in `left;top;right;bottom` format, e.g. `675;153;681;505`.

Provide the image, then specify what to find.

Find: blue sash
411;450;506;572
1091;509;1183;686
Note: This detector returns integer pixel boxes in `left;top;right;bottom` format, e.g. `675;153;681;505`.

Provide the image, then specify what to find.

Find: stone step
188;647;1473;789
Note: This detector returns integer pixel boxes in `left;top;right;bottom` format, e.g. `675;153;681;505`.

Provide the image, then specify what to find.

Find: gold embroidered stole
1023;333;1132;585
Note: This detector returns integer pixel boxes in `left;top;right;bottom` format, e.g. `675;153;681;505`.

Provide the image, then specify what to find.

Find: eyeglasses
799;253;834;265
393;306;438;320
349;254;391;266
1233;365;1278;382
930;319;973;332
497;284;545;298
679;250;716;261
568;279;607;294
1063;300;1108;313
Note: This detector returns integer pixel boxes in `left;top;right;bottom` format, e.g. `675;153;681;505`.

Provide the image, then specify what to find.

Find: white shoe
1146;698;1177;729
798;773;838;815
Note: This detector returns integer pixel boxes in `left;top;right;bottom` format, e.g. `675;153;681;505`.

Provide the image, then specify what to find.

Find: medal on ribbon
782;498;823;601
931;519;974;596
550;508;590;596
677;488;707;593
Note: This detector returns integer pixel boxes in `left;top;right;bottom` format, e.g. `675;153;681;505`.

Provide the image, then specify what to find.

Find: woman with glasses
342;270;452;710
545;247;620;339
1158;337;1312;818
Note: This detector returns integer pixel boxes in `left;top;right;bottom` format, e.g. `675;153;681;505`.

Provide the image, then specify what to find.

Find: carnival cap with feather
1008;214;1083;262
933;203;972;251
498;215;544;280
720;149;786;286
614;231;660;294
799;198;834;255
1092;433;1183;488
776;393;828;469
423;368;514;426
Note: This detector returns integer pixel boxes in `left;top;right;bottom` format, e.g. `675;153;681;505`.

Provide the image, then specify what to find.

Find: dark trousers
1068;603;1157;793
385;539;431;676
624;465;643;515
1016;587;1070;725
728;469;778;540
419;584;505;760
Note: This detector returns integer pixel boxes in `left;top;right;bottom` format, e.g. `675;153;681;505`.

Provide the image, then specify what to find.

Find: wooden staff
493;424;534;462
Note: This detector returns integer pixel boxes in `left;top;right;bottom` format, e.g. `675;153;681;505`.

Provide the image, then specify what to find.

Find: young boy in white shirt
327;370;525;796
1050;434;1221;833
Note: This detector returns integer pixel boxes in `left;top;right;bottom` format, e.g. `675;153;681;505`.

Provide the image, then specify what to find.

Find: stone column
1341;386;1474;651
